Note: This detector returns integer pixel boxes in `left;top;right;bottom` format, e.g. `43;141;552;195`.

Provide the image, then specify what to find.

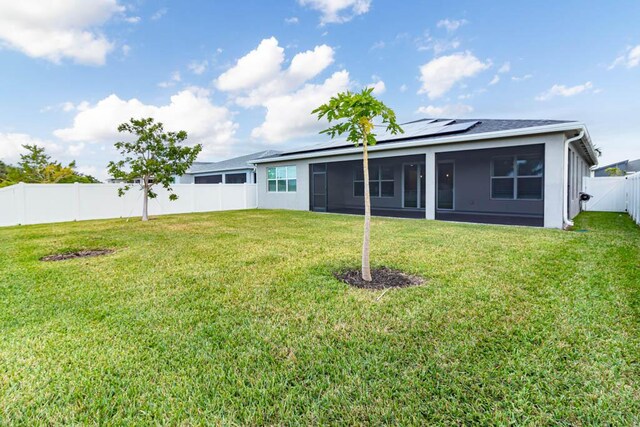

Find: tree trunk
361;140;372;282
142;177;149;221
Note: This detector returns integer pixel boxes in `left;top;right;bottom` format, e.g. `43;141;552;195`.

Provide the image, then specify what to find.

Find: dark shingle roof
188;150;281;174
269;118;577;158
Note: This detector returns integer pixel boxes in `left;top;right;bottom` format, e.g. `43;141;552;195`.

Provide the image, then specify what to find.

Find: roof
252;118;596;164
188;150;281;174
593;158;640;172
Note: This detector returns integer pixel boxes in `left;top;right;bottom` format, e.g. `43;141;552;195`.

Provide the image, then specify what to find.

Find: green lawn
1;210;638;425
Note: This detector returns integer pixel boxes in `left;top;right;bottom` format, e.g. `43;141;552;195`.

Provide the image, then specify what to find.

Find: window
195;174;222;184
267;166;296;192
491;155;543;200
354;165;394;197
224;173;247;184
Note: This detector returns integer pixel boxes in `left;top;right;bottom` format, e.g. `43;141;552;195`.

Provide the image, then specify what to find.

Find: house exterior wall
256;132;568;228
568;143;592;219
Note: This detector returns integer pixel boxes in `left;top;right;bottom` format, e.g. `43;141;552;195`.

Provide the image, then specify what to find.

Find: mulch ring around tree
40;249;114;262
334;266;426;290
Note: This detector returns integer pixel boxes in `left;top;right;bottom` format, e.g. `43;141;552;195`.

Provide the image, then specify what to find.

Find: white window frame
353;165;395;198
267;166;297;193
490;155;543;200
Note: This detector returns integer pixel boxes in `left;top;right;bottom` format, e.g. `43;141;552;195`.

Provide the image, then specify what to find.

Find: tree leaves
107;117;202;202
0;145;100;187
312;88;403;147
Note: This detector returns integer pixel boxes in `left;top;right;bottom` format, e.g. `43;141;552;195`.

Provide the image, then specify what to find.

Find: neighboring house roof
593;158;640;174
252;118;598;166
188;150;281;174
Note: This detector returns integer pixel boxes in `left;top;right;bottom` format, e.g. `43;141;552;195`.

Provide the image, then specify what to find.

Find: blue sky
1;0;639;179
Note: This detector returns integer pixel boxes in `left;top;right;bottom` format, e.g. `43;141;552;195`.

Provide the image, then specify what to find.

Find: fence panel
0;183;257;227
582;177;627;212
583;173;640;226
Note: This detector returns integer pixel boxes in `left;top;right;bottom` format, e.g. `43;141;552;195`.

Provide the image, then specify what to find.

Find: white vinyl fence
583;172;640;226
628;173;640;225
0;183;257;227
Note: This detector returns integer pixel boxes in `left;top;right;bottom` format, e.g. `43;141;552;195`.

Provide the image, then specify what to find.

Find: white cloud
415;32;461;54
609;44;640;69
188;60;208;75
399;84;408;92
215;37;284;92
158;71;182;88
151;8;167;20
511;74;532;82
285;16;299;24
121;44;131;56
415;104;474;117
298;0;371;24
498;61;511;73
370;40;385;50
124;16;141;24
215;37;347;142
41;101;79;113
0;0;124;65
0;133;64;163
218;38;335;108
251;70;351;142
418;52;491;99
61;102;76;112
489;75;500;85
535;81;594;101
53;88;238;156
436;19;467;32
367;79;385;95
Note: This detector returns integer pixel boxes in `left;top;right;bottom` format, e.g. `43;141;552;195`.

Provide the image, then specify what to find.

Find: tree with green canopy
313;88;403;281
107;117;202;221
0;145;100;188
605;167;625;176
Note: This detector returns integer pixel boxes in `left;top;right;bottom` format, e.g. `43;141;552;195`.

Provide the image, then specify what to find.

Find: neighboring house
252;118;598;229
177;150;281;184
592;158;640;176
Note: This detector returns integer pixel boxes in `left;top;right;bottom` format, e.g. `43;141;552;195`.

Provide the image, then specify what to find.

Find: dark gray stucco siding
435;144;545;216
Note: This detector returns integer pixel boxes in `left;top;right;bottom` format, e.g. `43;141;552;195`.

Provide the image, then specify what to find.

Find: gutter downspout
563;130;585;228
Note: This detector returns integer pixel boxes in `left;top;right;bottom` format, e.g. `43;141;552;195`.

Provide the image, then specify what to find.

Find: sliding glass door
403;163;426;209
437;161;454;210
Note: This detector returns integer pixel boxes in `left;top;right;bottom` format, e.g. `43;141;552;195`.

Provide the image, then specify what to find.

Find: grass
0;210;638;425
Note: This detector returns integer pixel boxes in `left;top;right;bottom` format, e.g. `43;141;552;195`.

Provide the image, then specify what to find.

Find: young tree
313;88;403;281
107;118;202;221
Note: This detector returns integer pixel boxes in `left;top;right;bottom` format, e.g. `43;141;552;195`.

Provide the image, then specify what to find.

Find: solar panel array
282;119;480;156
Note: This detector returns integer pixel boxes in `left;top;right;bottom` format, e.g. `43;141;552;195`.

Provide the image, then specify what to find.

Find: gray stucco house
177;150;280;184
592;158;640;177
252;118;598;229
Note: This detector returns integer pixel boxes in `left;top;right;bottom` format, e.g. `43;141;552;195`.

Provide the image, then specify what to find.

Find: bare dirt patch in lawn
334;267;425;290
40;250;114;262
